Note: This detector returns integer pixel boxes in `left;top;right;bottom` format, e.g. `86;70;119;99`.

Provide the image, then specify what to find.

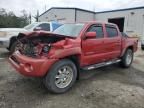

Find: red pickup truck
9;22;138;93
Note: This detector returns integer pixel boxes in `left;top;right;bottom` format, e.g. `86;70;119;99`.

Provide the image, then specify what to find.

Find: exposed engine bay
16;33;67;58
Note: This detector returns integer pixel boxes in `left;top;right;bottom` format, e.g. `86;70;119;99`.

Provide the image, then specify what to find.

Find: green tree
0;8;30;28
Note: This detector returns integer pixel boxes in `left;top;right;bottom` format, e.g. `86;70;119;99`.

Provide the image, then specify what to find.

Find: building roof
39;7;95;17
96;6;144;14
39;6;144;17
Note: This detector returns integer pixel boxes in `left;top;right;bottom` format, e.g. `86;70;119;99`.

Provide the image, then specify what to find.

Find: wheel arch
61;55;80;80
8;36;17;50
121;45;134;57
120;46;134;68
127;46;134;52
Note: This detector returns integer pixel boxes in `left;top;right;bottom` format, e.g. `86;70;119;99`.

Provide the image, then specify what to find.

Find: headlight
42;44;51;53
0;32;7;37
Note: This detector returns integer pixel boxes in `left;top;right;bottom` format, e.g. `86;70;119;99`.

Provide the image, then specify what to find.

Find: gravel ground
0;48;144;108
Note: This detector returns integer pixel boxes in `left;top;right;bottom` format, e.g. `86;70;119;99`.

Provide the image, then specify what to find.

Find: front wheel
43;59;77;94
120;49;133;68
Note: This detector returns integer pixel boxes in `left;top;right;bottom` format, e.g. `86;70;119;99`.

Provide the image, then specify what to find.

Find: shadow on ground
0;48;9;58
80;64;144;87
0;59;144;108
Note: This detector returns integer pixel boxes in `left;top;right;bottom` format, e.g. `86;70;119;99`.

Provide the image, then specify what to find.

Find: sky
0;0;144;16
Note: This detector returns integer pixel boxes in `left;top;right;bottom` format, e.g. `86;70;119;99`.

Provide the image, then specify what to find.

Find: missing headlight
42;44;51;53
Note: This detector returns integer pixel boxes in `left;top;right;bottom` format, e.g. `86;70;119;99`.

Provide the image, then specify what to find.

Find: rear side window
106;25;118;38
87;25;104;38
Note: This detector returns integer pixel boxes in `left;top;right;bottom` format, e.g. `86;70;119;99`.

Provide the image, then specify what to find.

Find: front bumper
0;39;9;48
9;51;58;77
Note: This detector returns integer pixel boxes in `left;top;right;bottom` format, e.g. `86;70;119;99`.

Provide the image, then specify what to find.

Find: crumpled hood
0;28;27;32
18;31;76;39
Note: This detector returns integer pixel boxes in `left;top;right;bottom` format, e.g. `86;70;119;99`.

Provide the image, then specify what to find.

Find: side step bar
82;59;121;71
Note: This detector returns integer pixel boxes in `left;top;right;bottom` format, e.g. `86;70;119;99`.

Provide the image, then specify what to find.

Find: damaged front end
9;31;81;77
16;32;74;58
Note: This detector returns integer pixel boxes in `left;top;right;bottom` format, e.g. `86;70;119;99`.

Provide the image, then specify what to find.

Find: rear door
104;24;121;60
81;24;106;66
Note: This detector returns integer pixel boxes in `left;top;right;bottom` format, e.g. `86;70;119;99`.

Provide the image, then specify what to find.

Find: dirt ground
0;48;144;108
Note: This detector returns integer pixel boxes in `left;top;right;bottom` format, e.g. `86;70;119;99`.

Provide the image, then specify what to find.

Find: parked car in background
141;37;144;50
9;22;138;93
0;22;62;53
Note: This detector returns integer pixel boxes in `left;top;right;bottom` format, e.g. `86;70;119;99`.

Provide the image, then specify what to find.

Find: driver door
81;24;106;66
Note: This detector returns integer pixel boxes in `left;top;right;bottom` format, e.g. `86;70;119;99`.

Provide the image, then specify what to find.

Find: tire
120;49;133;68
141;46;144;50
9;41;18;54
43;59;77;94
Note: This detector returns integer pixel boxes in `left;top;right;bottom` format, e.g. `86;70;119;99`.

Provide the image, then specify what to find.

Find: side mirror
85;32;96;39
34;27;42;31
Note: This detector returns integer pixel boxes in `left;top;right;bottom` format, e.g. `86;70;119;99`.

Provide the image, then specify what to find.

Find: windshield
24;23;38;30
53;24;84;37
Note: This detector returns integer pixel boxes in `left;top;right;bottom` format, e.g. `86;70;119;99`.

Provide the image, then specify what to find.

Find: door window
106;25;118;38
87;25;104;38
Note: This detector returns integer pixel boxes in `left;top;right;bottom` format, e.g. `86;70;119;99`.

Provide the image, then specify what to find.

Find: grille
20;43;37;58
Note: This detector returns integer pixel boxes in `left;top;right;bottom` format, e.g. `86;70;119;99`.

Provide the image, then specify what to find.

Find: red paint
9;51;58;77
9;22;138;77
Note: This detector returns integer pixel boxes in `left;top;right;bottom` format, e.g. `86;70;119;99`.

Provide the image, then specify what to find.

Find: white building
38;6;144;37
96;7;144;38
38;7;95;23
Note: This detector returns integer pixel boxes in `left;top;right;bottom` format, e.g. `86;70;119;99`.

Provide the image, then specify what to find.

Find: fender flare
121;45;134;57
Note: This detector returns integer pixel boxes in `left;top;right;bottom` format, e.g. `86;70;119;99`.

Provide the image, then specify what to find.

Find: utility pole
32;10;39;22
29;12;31;24
36;10;39;22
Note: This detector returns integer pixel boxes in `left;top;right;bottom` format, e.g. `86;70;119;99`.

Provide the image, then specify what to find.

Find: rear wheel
141;45;144;50
120;49;133;68
43;59;77;94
